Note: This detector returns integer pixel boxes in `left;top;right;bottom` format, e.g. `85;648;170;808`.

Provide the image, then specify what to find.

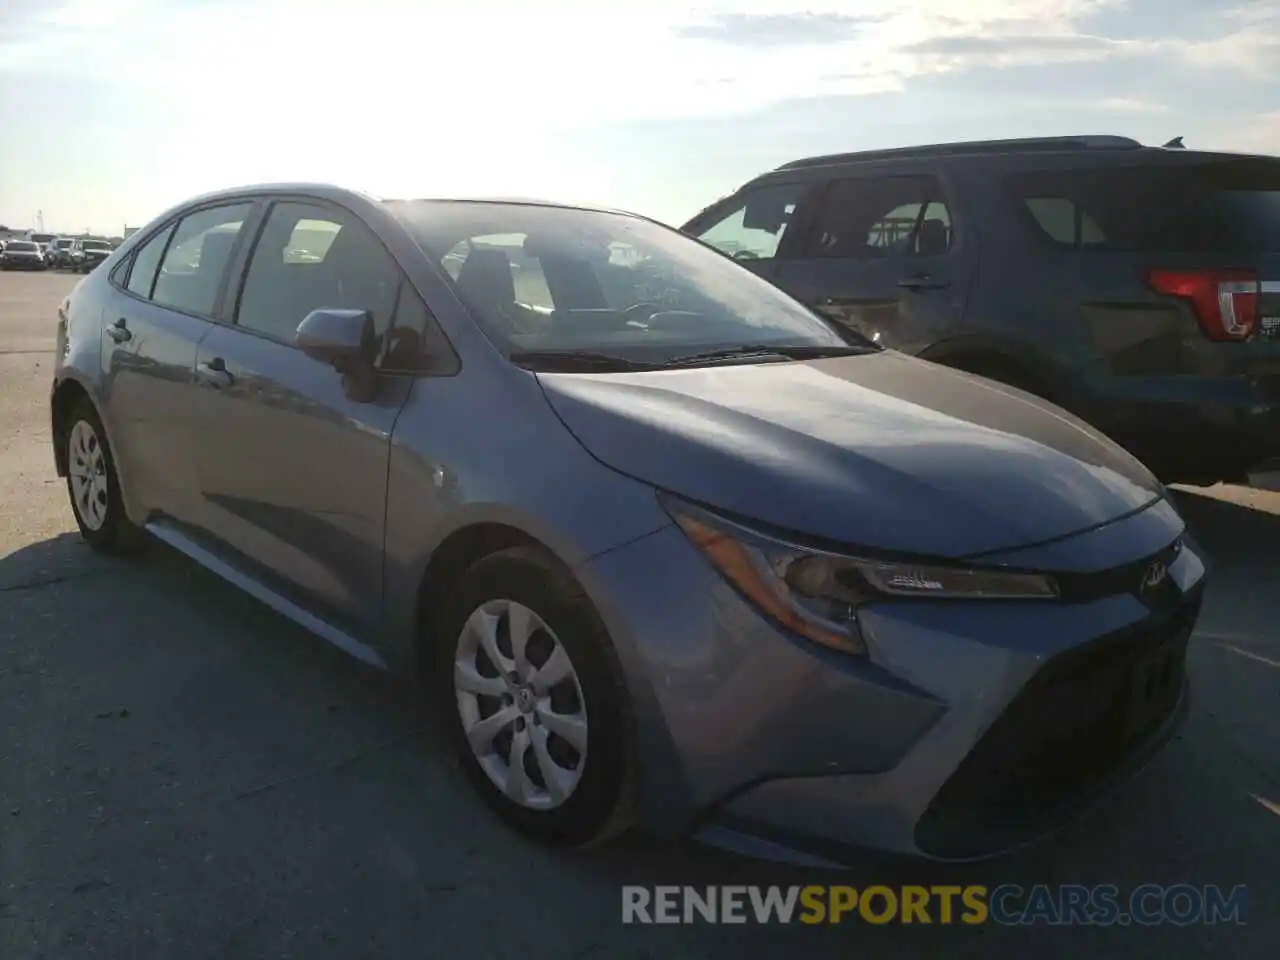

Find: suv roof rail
774;135;1144;171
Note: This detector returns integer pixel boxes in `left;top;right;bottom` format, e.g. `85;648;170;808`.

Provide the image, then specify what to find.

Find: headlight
661;496;1058;657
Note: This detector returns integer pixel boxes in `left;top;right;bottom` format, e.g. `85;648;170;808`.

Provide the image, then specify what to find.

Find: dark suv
681;135;1280;485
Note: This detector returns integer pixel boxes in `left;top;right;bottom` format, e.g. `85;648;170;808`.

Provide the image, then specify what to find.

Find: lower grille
916;593;1200;859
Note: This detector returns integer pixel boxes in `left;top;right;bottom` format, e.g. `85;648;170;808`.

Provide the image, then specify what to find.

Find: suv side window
236;201;399;346
124;224;176;299
693;182;804;260
807;176;953;258
152;204;253;316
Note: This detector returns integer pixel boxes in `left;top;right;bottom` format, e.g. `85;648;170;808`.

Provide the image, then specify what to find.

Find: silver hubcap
453;599;588;810
68;420;109;532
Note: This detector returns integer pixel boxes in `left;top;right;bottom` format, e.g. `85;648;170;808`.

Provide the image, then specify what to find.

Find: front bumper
578;496;1205;862
1;257;47;270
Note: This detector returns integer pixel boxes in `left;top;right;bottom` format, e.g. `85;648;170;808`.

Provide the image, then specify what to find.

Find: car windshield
8;241;36;252
391;200;864;363
83;240;111;251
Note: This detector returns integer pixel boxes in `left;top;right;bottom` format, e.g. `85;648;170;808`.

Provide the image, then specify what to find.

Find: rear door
1005;158;1280;384
102;202;257;525
771;171;974;353
189;198;416;633
681;179;813;284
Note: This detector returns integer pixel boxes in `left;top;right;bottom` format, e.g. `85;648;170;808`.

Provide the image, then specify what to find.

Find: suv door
682;180;812;283
772;172;973;353
190;198;421;633
103;202;257;526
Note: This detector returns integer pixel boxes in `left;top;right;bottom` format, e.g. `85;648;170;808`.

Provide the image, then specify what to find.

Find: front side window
393;200;854;361
693;182;804;261
236;201;399;344
125;224;176;299
806;177;953;258
152;203;253;316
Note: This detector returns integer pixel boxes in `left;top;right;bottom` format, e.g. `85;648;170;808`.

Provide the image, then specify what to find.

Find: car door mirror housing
296;308;376;370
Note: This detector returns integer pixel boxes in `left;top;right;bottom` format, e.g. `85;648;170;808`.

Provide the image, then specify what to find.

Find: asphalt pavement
1;271;1276;959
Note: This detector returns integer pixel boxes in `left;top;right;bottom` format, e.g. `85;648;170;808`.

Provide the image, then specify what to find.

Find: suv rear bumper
1088;376;1280;482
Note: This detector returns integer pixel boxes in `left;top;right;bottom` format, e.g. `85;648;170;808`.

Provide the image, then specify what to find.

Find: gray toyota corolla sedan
51;183;1207;864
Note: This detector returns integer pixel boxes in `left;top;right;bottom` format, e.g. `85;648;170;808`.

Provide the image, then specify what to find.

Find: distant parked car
48;237;76;268
69;238;113;273
1;239;48;270
682;135;1280;485
50;183;1207;865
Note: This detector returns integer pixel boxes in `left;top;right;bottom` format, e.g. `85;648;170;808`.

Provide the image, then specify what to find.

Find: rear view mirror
296;308;376;369
742;194;788;233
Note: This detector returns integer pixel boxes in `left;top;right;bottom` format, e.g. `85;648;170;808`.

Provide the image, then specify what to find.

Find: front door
190;199;411;632
773;173;972;354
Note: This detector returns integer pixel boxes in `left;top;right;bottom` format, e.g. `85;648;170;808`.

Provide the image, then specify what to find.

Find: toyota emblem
1141;561;1168;592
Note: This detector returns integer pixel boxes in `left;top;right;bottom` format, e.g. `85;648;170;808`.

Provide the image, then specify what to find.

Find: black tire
429;546;636;847
63;397;146;554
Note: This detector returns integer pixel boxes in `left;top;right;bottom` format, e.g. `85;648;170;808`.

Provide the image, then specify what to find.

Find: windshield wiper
508;350;662;372
663;343;875;367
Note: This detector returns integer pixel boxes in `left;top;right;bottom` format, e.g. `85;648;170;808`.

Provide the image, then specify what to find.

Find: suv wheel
430;547;635;847
64;398;144;553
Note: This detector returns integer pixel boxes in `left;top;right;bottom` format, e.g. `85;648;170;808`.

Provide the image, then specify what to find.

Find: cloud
906;32;1128;57
672;12;878;47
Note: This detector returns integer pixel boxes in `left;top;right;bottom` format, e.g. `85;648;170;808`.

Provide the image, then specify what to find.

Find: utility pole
36;209;45;233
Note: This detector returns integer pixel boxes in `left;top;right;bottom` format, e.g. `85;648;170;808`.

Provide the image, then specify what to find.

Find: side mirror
296;308;376;371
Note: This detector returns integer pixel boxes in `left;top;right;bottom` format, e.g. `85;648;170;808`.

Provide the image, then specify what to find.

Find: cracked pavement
1;273;1276;959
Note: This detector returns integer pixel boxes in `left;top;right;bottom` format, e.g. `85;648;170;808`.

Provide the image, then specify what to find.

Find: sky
1;0;1278;235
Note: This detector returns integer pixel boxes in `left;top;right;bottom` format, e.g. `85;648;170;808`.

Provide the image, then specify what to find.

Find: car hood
536;351;1164;558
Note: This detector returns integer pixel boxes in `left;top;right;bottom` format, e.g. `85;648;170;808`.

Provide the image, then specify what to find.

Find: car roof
747;138;1278;187
168;183;638;218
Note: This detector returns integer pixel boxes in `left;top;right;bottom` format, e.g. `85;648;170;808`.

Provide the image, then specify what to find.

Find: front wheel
63;398;144;553
430;547;635;847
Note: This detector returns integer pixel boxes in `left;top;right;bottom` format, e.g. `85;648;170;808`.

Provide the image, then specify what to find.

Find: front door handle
897;274;950;291
107;318;132;343
195;357;233;389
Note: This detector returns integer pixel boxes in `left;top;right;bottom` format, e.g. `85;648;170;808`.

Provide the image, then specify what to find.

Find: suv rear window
1008;159;1280;254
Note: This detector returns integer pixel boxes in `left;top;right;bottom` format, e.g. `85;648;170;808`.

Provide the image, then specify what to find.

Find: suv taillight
1147;268;1260;341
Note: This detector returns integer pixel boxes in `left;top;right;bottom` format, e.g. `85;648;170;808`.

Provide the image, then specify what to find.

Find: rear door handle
107;318;132;343
195;357;233;389
897;274;950;291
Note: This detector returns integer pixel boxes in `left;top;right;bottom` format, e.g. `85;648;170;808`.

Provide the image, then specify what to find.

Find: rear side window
152;204;253;316
125;225;175;299
1008;160;1280;254
805;176;953;258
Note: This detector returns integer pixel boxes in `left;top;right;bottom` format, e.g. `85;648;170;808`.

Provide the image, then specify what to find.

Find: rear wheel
64;398;144;553
430;547;635;847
